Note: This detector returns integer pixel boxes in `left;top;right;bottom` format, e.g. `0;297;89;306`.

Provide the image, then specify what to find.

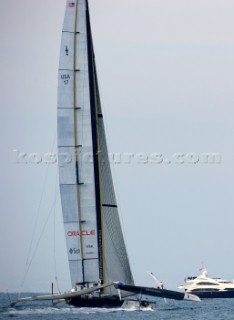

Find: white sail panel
84;260;99;283
60;185;79;223
75;71;90;110
76;34;88;70
63;1;77;32
80;220;98;260
69;261;83;286
58;70;74;109
59;32;74;71
58;146;76;185
64;223;82;259
64;222;83;286
76;0;87;34
57;109;75;146
75;111;92;146
76;148;99;260
79;185;96;209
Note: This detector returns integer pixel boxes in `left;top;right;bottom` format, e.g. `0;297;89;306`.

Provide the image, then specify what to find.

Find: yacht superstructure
179;269;234;298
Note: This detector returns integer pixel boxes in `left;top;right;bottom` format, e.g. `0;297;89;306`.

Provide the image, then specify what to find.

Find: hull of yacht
67;295;123;308
179;269;234;299
186;290;234;299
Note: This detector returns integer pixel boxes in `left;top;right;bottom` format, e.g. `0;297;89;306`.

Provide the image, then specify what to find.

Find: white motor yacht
178;269;234;298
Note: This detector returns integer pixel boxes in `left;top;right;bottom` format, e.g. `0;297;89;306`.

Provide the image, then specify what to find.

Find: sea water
1;292;234;320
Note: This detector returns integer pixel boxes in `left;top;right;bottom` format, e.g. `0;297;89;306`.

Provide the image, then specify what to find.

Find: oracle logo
67;230;95;237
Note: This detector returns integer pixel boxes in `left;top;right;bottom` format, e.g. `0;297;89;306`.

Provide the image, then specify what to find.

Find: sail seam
57;107;82;109
62;31;80;34
59;69;80;71
102;204;117;208
58;145;82;147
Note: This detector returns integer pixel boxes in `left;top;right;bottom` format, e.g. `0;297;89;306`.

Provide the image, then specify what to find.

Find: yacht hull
188;291;234;299
67;296;123;308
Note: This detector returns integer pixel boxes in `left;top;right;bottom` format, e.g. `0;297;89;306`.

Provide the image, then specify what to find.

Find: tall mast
85;0;105;284
73;0;85;282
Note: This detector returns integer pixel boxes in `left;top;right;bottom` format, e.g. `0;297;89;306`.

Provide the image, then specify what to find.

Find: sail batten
58;0;134;294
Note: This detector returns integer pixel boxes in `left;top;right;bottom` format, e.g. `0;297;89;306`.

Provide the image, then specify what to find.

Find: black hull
189;291;234;299
67;296;123;308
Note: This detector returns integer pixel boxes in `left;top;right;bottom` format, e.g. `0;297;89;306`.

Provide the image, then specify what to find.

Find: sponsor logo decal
67;230;95;237
61;74;70;85
86;245;94;248
65;45;69;56
69;248;80;255
68;2;75;8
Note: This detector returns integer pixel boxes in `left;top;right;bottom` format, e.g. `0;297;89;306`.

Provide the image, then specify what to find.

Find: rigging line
24;135;56;267
19;189;60;292
19;134;56;296
6;289;12;305
53;170;61;294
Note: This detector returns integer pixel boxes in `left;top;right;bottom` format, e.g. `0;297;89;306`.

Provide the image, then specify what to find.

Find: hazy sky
1;0;234;293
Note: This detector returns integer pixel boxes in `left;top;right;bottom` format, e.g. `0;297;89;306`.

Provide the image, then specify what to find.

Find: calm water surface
0;293;234;320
